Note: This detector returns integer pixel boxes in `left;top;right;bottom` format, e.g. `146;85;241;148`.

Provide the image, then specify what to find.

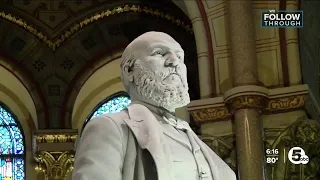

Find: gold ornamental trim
0;5;193;51
35;134;77;143
189;94;307;124
189;106;231;123
266;95;305;113
34;151;75;179
226;95;268;112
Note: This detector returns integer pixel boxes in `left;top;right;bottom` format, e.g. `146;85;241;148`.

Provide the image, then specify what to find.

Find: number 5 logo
288;147;309;164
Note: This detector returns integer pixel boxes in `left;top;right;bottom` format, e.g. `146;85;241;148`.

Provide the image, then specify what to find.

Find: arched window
83;92;131;128
0;103;25;180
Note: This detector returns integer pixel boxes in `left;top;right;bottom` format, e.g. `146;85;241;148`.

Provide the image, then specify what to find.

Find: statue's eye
176;54;181;59
153;50;163;56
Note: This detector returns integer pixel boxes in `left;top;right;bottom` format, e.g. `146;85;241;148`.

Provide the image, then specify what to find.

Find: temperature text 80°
266;157;279;164
267;157;279;164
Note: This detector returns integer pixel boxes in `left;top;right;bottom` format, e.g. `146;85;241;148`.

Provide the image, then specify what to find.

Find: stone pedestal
33;129;78;180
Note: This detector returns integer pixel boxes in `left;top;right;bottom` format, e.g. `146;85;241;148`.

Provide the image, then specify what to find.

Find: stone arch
0;65;37;130
182;0;216;96
0;65;38;179
0;52;48;128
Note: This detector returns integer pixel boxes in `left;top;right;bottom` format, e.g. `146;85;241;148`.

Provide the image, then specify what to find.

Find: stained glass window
0;103;25;180
84;92;131;127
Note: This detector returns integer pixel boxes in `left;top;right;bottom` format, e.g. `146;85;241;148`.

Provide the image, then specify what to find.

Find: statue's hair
120;44;136;93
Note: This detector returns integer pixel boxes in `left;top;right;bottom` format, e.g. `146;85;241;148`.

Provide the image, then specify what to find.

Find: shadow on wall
299;0;320;104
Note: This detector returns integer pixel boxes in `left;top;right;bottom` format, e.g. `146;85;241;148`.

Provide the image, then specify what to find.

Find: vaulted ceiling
0;0;199;129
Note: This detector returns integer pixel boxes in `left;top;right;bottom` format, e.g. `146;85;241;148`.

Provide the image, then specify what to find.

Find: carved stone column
224;87;266;180
226;0;264;179
33;130;78;180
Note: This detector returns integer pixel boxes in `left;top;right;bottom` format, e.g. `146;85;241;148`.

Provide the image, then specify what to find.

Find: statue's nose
164;54;179;67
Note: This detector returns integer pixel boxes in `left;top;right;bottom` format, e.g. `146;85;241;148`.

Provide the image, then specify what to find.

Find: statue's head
120;31;190;112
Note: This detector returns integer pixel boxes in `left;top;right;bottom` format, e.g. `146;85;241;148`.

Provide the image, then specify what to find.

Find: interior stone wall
201;0;286;95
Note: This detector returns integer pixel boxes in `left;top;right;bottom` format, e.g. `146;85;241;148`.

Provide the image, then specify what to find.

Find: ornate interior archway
0;1;200;129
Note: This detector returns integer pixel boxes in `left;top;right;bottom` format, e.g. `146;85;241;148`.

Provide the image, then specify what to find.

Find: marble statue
72;31;237;180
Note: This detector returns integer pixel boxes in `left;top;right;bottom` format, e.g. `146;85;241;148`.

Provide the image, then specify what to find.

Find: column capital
226;95;267;113
34;151;75;180
224;85;269;113
33;129;78;180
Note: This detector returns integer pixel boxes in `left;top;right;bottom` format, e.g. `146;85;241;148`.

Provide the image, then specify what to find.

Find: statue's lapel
123;104;171;180
162;125;192;150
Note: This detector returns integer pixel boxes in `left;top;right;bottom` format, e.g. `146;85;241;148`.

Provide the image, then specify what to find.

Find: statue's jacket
72;103;237;180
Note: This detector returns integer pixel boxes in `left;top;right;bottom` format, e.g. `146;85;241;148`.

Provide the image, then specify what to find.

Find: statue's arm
72;116;124;180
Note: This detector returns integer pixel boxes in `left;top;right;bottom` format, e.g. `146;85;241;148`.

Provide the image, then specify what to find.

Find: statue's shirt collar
130;100;177;125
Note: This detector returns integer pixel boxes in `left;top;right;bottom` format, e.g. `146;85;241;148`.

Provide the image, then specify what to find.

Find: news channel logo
288;147;309;164
261;10;303;28
265;147;309;165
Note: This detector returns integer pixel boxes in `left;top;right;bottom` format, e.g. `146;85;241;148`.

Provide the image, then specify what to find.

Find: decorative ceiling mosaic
0;5;192;51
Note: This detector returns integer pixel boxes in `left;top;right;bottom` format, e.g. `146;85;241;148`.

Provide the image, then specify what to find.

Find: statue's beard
131;61;190;112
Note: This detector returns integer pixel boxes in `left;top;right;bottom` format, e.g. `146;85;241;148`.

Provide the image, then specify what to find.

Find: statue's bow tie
162;112;191;131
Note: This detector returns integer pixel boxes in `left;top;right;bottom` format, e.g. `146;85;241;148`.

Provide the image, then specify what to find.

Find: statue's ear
122;58;135;82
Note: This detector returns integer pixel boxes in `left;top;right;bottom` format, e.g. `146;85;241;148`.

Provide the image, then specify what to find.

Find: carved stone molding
35;134;77;143
188;85;310;124
226;95;267;113
34;151;75;180
265;95;305;113
224;85;269;113
33;130;78;149
188;97;232;124
189;106;231;123
0;5;192;51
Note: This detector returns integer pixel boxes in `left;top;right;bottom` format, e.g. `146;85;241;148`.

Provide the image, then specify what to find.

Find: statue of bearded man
72;31;236;180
